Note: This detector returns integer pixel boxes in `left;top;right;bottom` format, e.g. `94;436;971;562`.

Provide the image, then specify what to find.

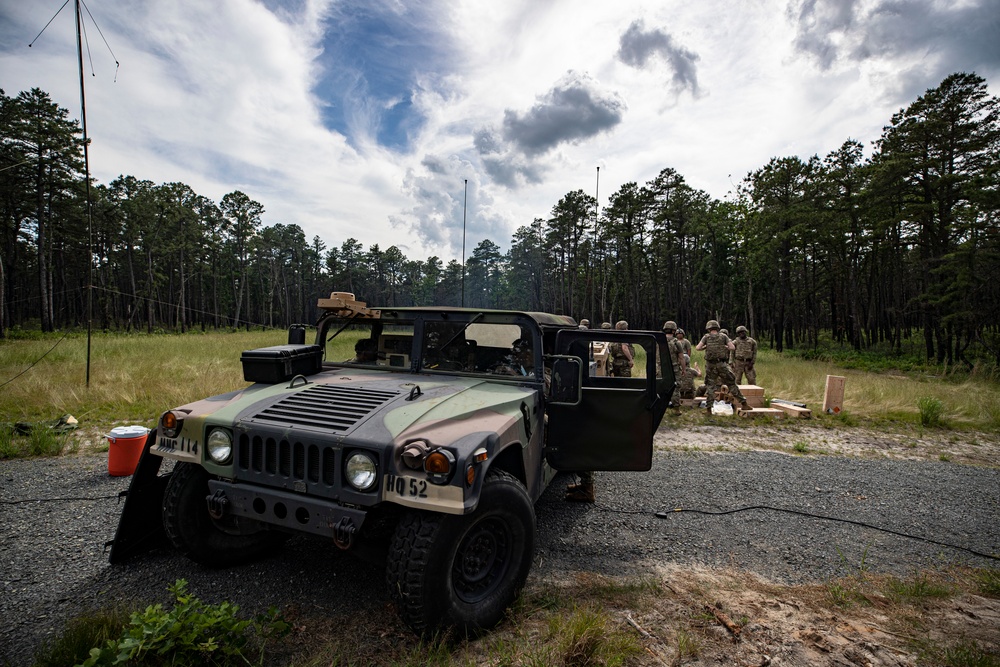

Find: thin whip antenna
81;0;120;79
27;0;119;386
28;0;72;47
79;6;96;76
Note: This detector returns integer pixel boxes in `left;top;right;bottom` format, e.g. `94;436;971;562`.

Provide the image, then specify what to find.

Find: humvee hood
168;371;535;441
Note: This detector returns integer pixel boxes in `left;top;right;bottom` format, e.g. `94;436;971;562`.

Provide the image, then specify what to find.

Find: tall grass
756;348;1000;429
0;330;289;427
3;332;1000;437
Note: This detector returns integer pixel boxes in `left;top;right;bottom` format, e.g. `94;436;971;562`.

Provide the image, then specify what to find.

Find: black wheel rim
453;516;512;604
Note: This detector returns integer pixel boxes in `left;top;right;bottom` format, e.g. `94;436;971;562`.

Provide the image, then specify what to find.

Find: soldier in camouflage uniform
679;353;700;399
661;320;687;412
607;320;634;377
676;328;693;358
732;325;757;385
695;320;749;412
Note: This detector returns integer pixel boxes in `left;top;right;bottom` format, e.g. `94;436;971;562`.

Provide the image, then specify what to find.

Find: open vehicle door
545;329;673;472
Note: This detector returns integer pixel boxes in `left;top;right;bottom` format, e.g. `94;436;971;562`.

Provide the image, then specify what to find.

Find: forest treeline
1;72;999;366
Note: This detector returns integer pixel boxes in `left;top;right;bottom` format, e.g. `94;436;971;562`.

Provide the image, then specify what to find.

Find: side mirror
288;325;306;345
547;356;582;405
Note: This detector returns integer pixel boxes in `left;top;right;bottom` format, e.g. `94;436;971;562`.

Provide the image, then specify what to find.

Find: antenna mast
74;0;95;387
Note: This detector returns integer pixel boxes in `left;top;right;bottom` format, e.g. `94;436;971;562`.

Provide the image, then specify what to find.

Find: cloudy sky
2;0;998;262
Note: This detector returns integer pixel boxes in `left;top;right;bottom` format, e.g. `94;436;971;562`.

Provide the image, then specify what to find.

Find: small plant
825;577;872;608
940;639;1000;667
793;441;809;453
827;582;854;607
835;543;872;577
0;424;19;458
548;607;640;667
77;579;289;667
27;426;67;457
918;396;945;427
884;573;951;601
832;411;858;426
974;569;1000;598
940;453;952;462
32;608;128;667
676;628;700;660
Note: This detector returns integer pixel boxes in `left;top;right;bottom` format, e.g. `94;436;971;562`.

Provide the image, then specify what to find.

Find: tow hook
331;517;356;550
206;489;229;520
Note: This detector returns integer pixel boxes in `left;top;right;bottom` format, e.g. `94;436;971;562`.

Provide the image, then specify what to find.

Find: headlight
206;428;233;464
345;451;378;491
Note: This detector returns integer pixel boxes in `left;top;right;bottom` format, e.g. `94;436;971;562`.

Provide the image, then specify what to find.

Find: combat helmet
662;320;677;333
705;319;720;331
736;325;748;334
600;322;612;329
676;328;685;336
721;329;729;337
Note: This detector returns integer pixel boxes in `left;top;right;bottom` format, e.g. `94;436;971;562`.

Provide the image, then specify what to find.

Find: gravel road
2;442;998;666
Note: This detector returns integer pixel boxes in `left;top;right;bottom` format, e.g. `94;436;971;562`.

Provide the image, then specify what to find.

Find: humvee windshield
321;316;537;378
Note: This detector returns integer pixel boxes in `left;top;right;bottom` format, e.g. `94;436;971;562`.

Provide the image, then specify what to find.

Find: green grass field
1;331;999;453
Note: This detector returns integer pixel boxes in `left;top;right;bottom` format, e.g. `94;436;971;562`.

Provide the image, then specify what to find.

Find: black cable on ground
0;494;119;505
591;502;1000;562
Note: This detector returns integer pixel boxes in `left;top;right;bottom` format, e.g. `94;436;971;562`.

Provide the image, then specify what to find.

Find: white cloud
2;0;996;264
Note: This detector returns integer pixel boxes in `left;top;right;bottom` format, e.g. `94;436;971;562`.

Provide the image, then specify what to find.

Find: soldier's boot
565;481;595;503
740;400;750;411
565;480;582;492
705;400;714;414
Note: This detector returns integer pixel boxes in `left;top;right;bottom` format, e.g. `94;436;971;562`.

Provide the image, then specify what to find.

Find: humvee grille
234;385;400;493
246;384;401;433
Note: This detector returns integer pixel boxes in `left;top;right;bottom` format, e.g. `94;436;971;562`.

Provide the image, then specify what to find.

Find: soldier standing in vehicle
696;320;749;412
608;320;634;377
578;319;590;330
661;321;687;413
732;325;758;385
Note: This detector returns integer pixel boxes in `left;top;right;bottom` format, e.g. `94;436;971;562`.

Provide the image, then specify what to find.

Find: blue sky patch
313;0;453;151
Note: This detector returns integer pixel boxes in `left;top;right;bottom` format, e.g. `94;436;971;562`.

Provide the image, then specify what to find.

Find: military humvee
110;293;674;635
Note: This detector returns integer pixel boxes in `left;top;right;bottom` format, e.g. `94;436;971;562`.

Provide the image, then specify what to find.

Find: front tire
162;462;284;567
386;469;535;635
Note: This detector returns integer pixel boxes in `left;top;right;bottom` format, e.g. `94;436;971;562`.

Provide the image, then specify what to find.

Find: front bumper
206;479;367;546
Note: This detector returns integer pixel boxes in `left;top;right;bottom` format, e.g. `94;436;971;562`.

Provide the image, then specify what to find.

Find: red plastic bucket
107;426;149;476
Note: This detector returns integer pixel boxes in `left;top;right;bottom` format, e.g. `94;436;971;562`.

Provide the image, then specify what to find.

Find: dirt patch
614;421;1000;665
527;565;1000;666
656;421;1000;468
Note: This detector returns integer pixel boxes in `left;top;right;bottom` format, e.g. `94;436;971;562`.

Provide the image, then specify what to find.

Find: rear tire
386;469;535;635
162;462;285;567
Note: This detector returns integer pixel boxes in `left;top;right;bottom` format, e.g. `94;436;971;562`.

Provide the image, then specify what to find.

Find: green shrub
77;579;288;667
919;396;945;427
